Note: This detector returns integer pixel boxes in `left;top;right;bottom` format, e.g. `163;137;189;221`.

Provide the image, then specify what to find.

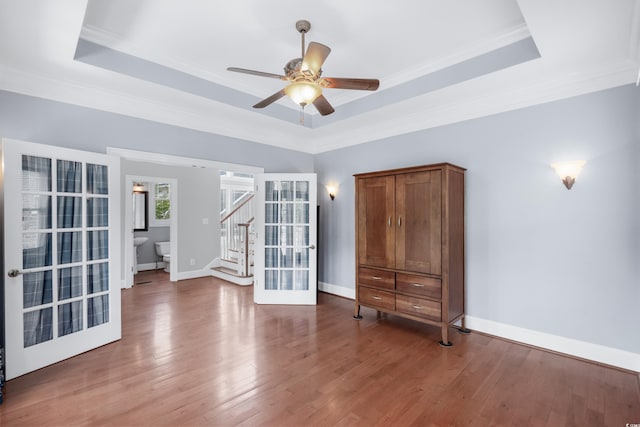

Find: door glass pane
280;226;293;245
57;160;82;193
24;308;53;347
295;248;309;268
58;232;82;264
265;203;278;223
23;195;51;230
57;196;82;228
87;262;109;294
58;266;83;300
88;295;109;327
87;198;108;227
87;163;108;195
295;181;309;201
279;204;293;223
58;301;83;337
23;271;52;308
23;233;52;268
265;270;278;290
22;155;51;192
265;225;278;245
280;248;293;268
295;204;309;223
295;225;309;246
265;181;278;201
280;271;293;290
294;271;309;290
87;230;108;260
280;181;294;201
265;248;278;268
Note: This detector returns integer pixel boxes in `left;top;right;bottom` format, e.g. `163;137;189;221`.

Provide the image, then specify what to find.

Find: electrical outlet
189;258;195;266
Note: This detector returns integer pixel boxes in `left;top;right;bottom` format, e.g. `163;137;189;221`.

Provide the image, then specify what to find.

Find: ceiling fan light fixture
284;81;322;106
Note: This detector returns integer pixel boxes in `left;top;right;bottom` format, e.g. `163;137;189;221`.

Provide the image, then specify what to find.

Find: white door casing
254;173;317;305
2;138;121;380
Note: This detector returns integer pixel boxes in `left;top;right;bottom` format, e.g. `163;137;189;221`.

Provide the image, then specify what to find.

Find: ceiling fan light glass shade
284;81;322;105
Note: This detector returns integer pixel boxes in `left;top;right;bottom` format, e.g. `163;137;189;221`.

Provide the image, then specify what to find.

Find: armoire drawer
396;273;441;300
396;294;441;321
359;287;395;311
358;267;394;290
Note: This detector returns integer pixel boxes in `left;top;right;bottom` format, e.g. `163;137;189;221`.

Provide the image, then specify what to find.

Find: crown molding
309;60;638;154
0;64;313;153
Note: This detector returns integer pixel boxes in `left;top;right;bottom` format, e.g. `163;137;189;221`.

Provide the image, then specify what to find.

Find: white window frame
149;182;171;227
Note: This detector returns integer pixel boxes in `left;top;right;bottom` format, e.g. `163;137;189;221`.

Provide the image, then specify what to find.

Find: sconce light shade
551;160;585;190
133;182;145;192
325;184;337;201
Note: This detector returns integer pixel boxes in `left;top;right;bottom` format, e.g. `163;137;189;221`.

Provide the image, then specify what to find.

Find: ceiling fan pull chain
299;106;305;125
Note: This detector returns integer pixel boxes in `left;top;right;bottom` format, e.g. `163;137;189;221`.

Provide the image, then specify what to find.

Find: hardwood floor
1;270;639;426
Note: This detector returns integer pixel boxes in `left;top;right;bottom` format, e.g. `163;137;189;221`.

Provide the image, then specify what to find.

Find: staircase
212;192;254;286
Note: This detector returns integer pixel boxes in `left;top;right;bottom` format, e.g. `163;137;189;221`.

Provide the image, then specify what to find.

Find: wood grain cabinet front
354;163;468;346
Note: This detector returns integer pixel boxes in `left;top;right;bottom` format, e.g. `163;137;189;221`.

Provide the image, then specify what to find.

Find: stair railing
220;193;255;276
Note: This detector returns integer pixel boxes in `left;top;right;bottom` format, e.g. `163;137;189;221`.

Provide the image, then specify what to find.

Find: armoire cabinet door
395;170;442;274
357;175;395;268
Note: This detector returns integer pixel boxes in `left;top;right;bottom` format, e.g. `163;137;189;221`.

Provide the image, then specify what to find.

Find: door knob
7;269;22;278
308;244;316;250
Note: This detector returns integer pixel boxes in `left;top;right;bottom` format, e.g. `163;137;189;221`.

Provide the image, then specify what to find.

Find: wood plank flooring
1;270;638;426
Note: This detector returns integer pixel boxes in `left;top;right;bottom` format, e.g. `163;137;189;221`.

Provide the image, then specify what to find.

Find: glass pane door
3;139;121;380
255;174;317;305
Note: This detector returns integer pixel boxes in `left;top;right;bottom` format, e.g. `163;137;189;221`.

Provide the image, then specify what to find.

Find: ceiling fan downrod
296;20;311;61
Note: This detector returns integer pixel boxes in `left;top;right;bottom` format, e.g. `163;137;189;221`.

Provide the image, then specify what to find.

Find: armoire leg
353;304;362;320
439;324;452;347
458;317;471;334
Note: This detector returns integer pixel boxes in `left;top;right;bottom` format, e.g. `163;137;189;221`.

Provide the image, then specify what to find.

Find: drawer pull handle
411;283;425;287
388;216;391;227
412;305;423;309
372;296;382;300
371;276;382;280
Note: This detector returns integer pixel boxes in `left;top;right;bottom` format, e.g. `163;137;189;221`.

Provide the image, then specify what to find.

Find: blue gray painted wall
0;85;638;355
0;90;314;173
314;84;640;354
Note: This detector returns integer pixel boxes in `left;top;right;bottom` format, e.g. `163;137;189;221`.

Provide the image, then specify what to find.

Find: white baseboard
465;316;640;372
316;281;639;372
177;269;212;281
138;262;165;271
318;281;355;300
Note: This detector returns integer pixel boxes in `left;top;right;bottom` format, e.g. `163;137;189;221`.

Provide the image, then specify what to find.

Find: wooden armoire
353;163;467;346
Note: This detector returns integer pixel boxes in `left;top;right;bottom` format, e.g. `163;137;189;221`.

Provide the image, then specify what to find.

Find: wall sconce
550;160;586;190
133;182;145;192
325;184;337;200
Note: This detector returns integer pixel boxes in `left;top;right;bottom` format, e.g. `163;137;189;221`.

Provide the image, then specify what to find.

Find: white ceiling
0;0;639;154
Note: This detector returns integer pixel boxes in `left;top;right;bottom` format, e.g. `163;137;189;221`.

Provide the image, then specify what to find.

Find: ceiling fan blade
313;94;335;116
321;77;380;91
301;42;331;75
253;89;287;109
227;67;287;80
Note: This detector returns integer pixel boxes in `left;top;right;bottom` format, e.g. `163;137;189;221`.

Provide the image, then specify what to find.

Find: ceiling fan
227;20;380;116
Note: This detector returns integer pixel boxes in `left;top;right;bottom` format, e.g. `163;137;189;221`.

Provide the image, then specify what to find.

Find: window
150;183;170;227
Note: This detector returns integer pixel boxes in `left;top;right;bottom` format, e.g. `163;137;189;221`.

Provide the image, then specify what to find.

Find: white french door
254;174;317;305
2;139;121;380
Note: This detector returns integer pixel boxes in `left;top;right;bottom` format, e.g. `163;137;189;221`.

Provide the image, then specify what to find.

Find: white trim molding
318;281;355;300
465;316;640;372
315;282;639;372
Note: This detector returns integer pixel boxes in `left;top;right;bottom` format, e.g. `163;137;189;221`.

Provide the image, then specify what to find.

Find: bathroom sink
133;237;148;246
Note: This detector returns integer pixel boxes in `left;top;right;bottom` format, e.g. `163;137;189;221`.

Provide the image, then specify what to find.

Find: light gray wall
0;90;314;173
314;84;640;354
122;160;219;274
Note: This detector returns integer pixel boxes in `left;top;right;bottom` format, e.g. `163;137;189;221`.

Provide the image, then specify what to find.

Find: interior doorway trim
124;175;178;288
107;147;264;174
